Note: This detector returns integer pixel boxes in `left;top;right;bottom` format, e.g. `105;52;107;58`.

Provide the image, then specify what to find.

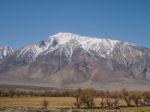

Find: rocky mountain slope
0;32;150;90
0;46;13;60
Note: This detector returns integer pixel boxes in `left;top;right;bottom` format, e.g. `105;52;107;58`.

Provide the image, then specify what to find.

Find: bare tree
106;98;113;109
99;91;105;108
42;99;49;109
74;88;82;108
80;89;96;108
121;88;132;107
131;92;142;107
113;98;119;109
74;88;96;109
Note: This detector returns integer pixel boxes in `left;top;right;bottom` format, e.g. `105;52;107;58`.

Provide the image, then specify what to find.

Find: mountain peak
49;32;80;44
46;32;121;58
50;32;120;45
52;32;77;37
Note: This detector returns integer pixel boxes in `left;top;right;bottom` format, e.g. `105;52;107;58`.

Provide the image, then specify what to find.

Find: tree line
0;88;150;108
74;88;150;109
0;88;74;97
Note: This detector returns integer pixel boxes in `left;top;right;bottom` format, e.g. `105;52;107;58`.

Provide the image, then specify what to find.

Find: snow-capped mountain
0;32;150;90
0;46;13;60
17;32;121;61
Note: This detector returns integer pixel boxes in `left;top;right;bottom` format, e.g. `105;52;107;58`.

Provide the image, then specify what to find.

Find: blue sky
0;0;150;48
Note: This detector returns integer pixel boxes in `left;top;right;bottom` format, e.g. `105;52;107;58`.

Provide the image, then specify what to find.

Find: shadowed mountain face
0;32;150;90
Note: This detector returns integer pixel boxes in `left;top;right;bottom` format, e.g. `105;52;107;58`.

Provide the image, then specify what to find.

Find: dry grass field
0;97;119;108
0;97;137;108
0;97;115;108
0;97;76;108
